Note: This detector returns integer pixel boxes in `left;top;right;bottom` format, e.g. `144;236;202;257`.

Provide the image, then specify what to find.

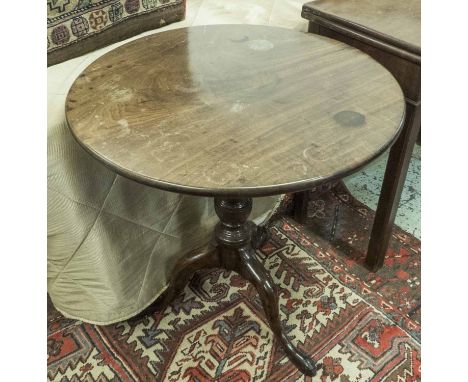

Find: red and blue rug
47;184;421;381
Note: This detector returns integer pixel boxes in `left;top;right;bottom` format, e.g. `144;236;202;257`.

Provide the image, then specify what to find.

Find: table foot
237;246;319;376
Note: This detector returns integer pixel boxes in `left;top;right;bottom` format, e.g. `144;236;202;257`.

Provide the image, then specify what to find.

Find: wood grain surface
66;24;405;197
303;0;420;55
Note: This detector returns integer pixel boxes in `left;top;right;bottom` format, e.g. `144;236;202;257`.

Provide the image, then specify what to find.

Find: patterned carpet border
48;185;421;381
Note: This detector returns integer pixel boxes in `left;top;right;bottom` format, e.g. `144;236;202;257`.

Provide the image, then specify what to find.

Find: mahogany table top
66;25;405;197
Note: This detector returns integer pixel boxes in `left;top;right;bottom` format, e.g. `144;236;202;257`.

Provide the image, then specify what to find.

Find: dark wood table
65;24;405;376
300;0;421;272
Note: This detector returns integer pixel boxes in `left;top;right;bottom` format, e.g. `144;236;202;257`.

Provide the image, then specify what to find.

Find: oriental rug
47;184;421;381
47;0;185;65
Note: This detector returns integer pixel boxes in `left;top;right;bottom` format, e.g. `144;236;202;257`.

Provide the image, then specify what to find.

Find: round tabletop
66;24;405;197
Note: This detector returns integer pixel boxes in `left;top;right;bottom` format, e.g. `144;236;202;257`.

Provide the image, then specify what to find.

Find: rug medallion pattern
48;186;421;381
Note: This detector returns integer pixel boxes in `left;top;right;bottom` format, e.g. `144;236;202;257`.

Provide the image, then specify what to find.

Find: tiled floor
47;0;420;238
345;145;421;239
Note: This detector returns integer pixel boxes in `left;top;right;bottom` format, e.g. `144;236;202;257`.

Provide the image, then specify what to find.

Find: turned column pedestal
163;197;319;376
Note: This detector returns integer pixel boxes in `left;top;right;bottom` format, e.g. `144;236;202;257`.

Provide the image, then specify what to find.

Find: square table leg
366;102;421;271
293;190;310;224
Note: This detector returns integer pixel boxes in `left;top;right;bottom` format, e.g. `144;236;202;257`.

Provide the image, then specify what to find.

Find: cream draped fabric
48;121;280;324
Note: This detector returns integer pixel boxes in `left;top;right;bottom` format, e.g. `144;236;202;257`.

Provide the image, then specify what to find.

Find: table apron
306;16;420;103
